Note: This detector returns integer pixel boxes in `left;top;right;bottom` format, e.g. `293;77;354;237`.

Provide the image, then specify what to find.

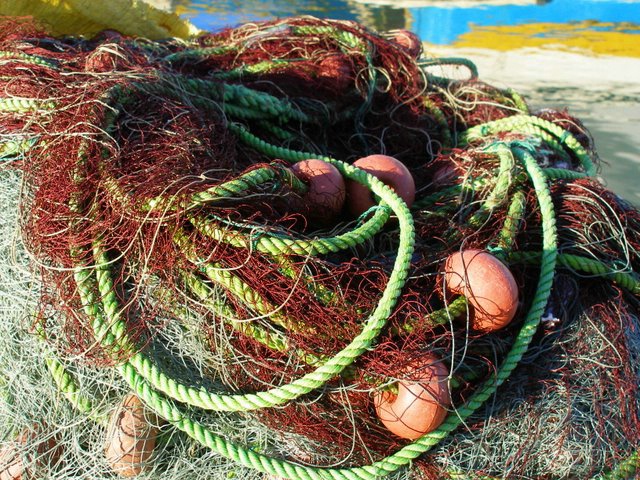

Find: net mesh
0;15;638;480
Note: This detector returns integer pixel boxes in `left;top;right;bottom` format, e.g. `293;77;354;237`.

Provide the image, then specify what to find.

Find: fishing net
0;15;638;480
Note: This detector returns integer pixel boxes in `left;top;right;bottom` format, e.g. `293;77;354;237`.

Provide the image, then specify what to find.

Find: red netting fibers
0;15;638;480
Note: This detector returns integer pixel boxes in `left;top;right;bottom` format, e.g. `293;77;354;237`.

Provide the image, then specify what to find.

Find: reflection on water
174;0;640;204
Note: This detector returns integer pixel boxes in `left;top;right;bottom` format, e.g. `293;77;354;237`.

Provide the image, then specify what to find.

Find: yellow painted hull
0;0;200;39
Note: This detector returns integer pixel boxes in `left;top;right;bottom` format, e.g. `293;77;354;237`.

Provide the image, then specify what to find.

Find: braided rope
40;345;95;416
0;97;55;112
84;138;558;480
465;143;516;229
181;270;317;361
82;153;416;412
0;50;60;69
493;190;526;252
508;251;640;295
23;33;630;478
190;206;389;256
174;228;305;333
597;451;639;480
543;167;588;180
458;115;596;176
0;136;38;160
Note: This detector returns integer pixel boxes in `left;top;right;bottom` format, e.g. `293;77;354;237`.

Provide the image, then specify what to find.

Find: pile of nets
0;15;639;480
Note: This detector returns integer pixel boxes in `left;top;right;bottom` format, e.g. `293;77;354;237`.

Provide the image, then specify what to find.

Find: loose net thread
0;15;638;480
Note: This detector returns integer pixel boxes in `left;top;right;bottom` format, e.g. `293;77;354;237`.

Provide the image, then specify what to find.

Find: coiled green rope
458;114;596;176
76;154;416;414
73;135;554;480
19;38;631;478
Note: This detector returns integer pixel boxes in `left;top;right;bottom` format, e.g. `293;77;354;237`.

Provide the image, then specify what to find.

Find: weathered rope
89;138;556;480
458;114;596;176
6;25;634;479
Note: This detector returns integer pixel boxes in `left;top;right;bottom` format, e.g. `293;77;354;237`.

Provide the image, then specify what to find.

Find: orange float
346;154;415;216
0;425;61;480
391;29;422;59
443;249;519;332
374;355;450;440
291;159;346;224
105;393;160;478
318;54;353;92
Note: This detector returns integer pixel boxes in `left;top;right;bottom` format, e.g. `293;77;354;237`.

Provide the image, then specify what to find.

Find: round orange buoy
291;159;346;224
374;355;450;440
391;29;422;58
346;154;415;216
443;249;519;332
432;164;459;186
105;393;160;478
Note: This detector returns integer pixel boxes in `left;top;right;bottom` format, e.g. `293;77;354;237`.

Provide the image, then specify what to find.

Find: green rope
598;451;639;480
43;355;104;421
458;115;596;176
35;324;98;418
420;57;479;79
190;207;390;257
397;296;468;334
502;87;529;114
0;50;60;69
144;163;307;212
0;97;55;112
181;270;324;366
0;136;38;160
422;97;453;148
162;45;234;63
291;25;366;52
542;167;588;180
174;228;306;333
169;76;313;124
493;190;526;253
507;251;640;295
412;184;463;210
213;60;294;79
466;143;516;229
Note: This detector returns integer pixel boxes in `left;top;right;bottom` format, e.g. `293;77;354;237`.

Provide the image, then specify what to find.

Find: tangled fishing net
0;15;639;480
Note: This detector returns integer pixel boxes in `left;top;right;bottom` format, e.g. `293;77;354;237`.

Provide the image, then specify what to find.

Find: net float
0;425;61;480
0;443;22;480
390;29;422;59
291;159;346;224
105;393;161;478
374;355;450;440
318;54;353;92
346;154;415;216
443;249;519;332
